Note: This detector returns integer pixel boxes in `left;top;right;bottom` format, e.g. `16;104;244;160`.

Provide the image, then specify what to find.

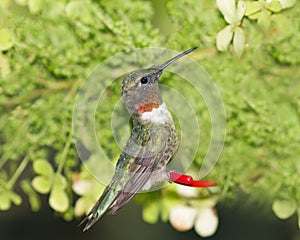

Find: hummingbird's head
121;47;197;118
121;67;163;116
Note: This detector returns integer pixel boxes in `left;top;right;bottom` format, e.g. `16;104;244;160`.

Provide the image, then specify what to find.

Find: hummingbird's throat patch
135;103;159;113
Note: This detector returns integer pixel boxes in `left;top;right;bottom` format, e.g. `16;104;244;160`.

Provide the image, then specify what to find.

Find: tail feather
80;212;101;232
79;185;117;231
78;199;106;232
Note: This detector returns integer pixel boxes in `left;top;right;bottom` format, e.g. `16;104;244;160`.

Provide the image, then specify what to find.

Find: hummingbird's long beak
156;47;197;71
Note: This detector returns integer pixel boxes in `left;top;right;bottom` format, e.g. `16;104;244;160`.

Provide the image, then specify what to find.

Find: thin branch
56;132;72;174
1;78;83;109
0;155;9;170
7;154;30;189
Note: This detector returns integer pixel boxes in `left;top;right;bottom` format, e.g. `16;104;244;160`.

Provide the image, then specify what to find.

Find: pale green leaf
7;191;22;205
0;28;14;51
33;160;53;177
233;27;245;57
74;198;87;216
257;10;271;31
142;201;160;224
20;180;41;212
49;187;69;212
272;199;296;219
245;1;261;16
247;11;261;20
32;176;51;194
266;0;282;12
62;207;74;221
53;173;67;189
216;25;233;52
0;190;21;210
216;0;236;24
0;193;11;210
28;0;43;14
279;0;296;9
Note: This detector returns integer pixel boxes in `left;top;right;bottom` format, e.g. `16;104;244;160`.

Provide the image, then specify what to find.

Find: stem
56;132;72;174
2;78;83;109
0;155;9;170
7;155;30;189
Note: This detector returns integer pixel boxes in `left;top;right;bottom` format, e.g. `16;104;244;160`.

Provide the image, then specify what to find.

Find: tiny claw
167;170;216;188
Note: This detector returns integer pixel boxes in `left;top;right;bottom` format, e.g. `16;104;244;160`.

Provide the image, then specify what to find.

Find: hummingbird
81;47;197;231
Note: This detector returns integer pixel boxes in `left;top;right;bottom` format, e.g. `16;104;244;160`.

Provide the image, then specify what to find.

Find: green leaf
7;191;22;205
28;0;43;14
142;201;160;224
62;207;74;221
0;193;11;210
247;11;261;20
272;199;297;219
266;1;282;12
233;27;245;58
49;187;69;212
74;197;87;216
20;180;41;211
279;0;296;9
53;173;67;189
217;25;233;52
245;1;262;16
0;28;14;51
32;176;51;194
0;190;22;210
257;10;271;31
33;160;53;177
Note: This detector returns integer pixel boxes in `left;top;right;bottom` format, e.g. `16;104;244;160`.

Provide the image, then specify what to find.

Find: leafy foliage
0;0;299;236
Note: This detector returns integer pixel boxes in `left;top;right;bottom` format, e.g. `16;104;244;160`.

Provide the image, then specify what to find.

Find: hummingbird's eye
140;76;148;84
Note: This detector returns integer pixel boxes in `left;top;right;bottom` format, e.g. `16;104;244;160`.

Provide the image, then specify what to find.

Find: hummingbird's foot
166;170;216;188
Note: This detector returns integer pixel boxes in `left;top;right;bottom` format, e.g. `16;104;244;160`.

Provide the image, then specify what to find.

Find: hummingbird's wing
81;123;176;231
108;123;172;214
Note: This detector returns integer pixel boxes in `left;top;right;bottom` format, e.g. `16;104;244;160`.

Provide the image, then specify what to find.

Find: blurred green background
1;0;300;239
